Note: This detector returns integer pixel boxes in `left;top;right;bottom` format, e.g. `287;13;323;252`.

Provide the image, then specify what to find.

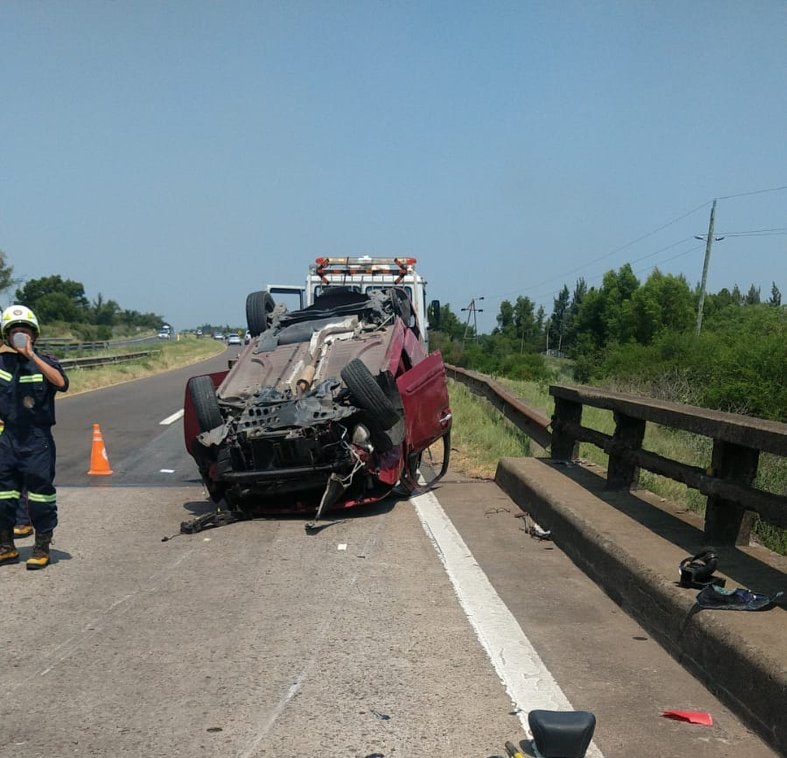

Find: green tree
768;282;781;307
513;296;537;345
16;275;90;321
562;278;588;352
434;303;465;340
495;299;516;338
621;269;694;344
0;250;14;301
745;284;761;305
92;293;121;325
549;285;570;348
573;265;640;350
33;291;82;323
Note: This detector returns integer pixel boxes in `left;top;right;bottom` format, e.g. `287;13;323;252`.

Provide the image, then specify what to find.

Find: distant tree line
431;264;785;422
0;250;164;341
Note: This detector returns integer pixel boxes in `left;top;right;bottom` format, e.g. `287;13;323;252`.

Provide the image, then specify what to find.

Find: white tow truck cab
266;256;433;350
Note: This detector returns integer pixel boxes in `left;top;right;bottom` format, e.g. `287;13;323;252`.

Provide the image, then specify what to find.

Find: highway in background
0;353;777;758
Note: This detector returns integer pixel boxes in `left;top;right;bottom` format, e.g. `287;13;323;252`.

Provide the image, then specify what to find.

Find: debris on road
662;709;713;726
516;512;552;541
678;548;725;589
695;585;783;612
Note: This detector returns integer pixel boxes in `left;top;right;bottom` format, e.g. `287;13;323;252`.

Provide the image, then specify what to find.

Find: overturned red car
183;280;451;523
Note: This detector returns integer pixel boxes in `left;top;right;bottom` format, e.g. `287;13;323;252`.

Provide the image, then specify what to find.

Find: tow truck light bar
313;256;418;285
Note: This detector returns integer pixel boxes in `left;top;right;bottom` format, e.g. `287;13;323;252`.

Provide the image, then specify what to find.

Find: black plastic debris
695;585;783;612
678;548;725;589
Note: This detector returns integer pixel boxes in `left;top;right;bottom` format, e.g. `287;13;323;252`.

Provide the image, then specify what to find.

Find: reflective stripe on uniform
0;489;21;500
27;492;57;503
0;369;12;382
19;374;44;383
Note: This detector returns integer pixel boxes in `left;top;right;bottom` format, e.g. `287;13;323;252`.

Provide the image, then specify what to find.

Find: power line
717;184;787;200
501;199;712;300
493;186;785;313
524;238;700;305
524;241;704;327
715;227;787;237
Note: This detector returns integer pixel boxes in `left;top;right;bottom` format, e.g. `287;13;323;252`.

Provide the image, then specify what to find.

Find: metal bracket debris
516;512;552;541
180;509;247;534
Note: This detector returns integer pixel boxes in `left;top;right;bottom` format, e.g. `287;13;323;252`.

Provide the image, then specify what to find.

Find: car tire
341;358;400;430
246;291;275;337
188;375;223;432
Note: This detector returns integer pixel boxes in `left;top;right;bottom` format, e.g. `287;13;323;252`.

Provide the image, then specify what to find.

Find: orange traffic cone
87;423;114;475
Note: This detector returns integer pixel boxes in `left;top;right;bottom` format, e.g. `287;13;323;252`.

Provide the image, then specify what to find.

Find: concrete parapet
495;456;787;756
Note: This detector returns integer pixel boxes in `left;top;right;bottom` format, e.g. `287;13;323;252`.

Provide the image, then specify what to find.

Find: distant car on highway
157;331;170;340
213;333;225;341
227;334;242;346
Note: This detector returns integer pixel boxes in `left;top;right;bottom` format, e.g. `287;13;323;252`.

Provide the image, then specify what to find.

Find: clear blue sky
2;1;785;333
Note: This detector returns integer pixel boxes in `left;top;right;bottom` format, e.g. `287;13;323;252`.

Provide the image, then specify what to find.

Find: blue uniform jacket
0;350;69;429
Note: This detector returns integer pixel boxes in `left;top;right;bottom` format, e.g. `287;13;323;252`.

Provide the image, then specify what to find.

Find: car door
396;352;451;456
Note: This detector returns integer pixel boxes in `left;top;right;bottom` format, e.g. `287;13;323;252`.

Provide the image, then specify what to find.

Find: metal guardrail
445;365;552;448
38;336;158;353
445;364;787;547
59;350;157;370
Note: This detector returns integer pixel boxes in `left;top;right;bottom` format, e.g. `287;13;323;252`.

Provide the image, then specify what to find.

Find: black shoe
0;529;19;565
26;531;53;570
14;523;34;538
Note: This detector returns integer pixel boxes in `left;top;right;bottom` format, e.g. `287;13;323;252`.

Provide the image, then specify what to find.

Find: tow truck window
365;285;414;299
313;285;362;298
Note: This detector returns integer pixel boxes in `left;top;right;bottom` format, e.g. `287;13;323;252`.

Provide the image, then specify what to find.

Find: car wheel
341;358;400;429
246;291;275;337
188;375;223;432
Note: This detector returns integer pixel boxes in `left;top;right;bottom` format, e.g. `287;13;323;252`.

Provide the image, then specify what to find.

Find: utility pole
461;297;484;343
695;199;724;336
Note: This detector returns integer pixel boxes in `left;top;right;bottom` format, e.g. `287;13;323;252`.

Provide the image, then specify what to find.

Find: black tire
246;291;275;337
341;358;400;429
188;375;223;432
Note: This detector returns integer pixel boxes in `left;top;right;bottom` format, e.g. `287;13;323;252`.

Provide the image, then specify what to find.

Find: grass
447;380;533;478
448;375;787;555
63;335;226;395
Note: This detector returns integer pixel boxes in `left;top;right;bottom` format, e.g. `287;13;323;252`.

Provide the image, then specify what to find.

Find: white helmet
1;304;40;336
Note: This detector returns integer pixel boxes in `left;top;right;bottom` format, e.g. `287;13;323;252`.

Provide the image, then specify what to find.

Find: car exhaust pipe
296;365;316;394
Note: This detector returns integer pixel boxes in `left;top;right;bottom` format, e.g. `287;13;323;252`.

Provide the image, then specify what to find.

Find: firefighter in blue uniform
0;305;69;569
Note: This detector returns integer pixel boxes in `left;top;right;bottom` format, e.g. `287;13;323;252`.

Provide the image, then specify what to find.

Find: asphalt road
0;354;778;758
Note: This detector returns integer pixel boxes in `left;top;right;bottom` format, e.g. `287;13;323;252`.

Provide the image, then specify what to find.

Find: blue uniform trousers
0;427;58;534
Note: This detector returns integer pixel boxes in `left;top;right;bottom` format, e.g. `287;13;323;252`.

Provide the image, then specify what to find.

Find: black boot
26;531;53;570
0;529;19;565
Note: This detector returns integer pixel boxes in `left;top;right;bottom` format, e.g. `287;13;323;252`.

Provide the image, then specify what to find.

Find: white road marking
159;468;175;473
159;409;184;425
413;489;605;758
